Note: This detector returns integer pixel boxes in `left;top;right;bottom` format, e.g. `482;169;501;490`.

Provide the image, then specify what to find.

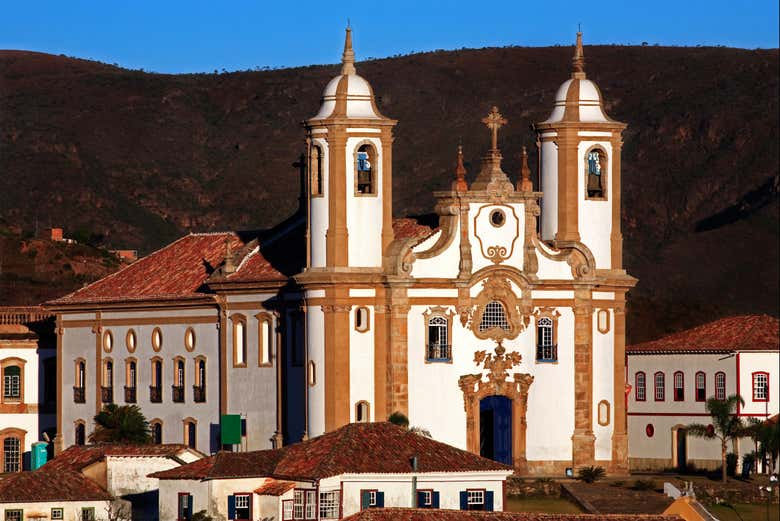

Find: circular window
151;327;163;352
489;209;506;227
184;327;196;352
102;330;113;352
706;424;715;436
646;424;655;438
126;329;137;353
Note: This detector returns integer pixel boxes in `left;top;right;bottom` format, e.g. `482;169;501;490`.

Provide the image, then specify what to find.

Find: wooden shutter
485;491;494;511
432;492;440;508
360;491;370;510
459;491;468;510
376;492;384;507
227;495;236;520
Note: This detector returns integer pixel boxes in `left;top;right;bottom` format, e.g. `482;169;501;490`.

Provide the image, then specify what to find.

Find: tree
89;404;151;444
687;394;749;482
748;417;780;474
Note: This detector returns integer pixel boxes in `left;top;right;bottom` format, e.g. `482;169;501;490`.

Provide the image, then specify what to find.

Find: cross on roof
482;106;507;150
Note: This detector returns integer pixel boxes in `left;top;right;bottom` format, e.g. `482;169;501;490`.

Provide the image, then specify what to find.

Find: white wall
346;136;383;267
540;138;559;241
310;137;330;268
592;308;614;461
0;500;120;521
737;351;779;416
468;203;525;273
411;228;461;279
306;303;325;437
577;140;613;269
349;305;375;422
158;479;210;521
106;456;183;497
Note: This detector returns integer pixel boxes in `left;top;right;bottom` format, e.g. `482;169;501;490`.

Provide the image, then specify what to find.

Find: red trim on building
715;371;726;400
752;371;770;402
654;371;665;401
628;411;771;417
695;371;706;402
635;372;646;402
673;371;684;401
736;352;741;414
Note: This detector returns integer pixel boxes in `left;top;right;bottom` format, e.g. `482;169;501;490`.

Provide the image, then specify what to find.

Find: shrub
577;466;606;483
726;453;738;477
632;479;656;490
388;411;410;428
192;512;213;521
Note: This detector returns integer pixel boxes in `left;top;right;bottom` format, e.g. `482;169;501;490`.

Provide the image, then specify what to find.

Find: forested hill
0;45;777;342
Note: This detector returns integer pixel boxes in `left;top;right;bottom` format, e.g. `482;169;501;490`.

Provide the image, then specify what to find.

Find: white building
627;315;779;471
49;28;636;475
0;307;56;472
151;422;513;520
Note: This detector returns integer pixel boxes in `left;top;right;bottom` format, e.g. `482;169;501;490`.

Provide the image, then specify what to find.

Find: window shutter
376;492;384;507
485;491;494;511
432;491;440;508
360;491;370;510
187;495;193;519
227;495;236;520
416;491;424;508
459;491;468;510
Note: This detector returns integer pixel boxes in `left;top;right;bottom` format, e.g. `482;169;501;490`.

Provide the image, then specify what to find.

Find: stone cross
482;106;507;151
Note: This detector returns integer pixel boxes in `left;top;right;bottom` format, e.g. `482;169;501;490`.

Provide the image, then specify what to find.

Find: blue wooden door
480;395;512;465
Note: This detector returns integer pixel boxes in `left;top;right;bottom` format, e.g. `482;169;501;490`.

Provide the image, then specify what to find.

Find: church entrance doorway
479;395;513;465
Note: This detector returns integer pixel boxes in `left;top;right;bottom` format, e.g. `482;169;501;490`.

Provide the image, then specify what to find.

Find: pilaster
388;287;410;416
323;287;351;430
555;130;581;243
611;294;629;473
610;137;624;269
325;127;349;267
572;290;595;467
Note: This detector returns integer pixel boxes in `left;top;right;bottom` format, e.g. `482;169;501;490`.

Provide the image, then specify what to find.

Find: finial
341;26;356;75
572;30;586;78
224;238;235;274
518;146;533;192
453;145;469;193
482;106;508;152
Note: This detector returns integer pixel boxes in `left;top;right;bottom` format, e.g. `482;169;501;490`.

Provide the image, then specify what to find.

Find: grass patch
506;497;583;514
708;502;779;521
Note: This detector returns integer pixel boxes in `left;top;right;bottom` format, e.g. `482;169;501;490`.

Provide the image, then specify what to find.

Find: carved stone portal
459;341;534;472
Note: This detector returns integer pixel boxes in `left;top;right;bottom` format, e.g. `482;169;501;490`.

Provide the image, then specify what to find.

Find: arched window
654;372;665;401
715;372;726;400
479;301;509;332
74;359;86;403
426;316;450;361
102;359;114;404
355;307;371;333
355;144;377;195
231;315;247;367
150;358;163;403
2;436;20;473
194;357;206;402
695;372;706;402
173;358;185;403
74;421;86;446
635;372;646;401
183;419;197;449
308;361;316;387
596;309;610;334
310;143;324;196
585;147;607;199
536;317;556;362
597;400;611;426
673;371;684;401
356;401;370;423
150;420;163;444
752;372;769;402
2;365;21;401
125;359;137;403
257;314;273;366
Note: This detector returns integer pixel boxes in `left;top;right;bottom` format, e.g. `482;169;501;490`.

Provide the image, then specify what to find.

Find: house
47;27;636;476
0;468;125;521
41;444;204;519
0;307;56;472
150;422;514;520
341;509;683;521
627;315;779;472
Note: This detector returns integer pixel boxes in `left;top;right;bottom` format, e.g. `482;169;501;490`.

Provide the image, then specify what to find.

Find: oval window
490;209;506;227
184;327;196;352
151;327;163;352
126;329;137;353
102;330;113;352
646;424;655;438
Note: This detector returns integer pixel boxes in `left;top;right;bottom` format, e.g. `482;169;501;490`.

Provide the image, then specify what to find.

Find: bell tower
304;27;397;271
534;32;626;269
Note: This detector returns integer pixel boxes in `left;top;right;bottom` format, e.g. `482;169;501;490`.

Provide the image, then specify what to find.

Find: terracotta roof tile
226;246;286;282
342;509;682;521
0;469;112;503
393;218;435;242
255;479;297;496
42;443;193;472
48;232;245;305
627;315;779;354
152;422;510;481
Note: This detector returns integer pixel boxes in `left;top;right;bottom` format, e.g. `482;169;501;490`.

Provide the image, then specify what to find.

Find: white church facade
49;29;636;475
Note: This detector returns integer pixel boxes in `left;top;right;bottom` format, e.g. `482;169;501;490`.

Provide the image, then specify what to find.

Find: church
49;28;636;475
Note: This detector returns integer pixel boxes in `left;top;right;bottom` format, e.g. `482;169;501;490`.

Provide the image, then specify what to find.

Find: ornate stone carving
470;276;528;341
474;341;523;385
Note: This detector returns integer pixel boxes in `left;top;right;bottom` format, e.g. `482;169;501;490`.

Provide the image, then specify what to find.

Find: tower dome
310;27;386;121
541;32;614;124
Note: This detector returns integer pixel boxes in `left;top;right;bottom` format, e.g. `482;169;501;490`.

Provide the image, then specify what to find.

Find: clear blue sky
2;0;778;73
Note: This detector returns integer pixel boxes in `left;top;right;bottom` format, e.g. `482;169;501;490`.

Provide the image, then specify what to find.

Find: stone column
323;287;351;431
326;127;349;267
373;288;390;422
610;137;624;269
388;286;410;416
555;130;581;242
611;295;629;473
571;291;595;467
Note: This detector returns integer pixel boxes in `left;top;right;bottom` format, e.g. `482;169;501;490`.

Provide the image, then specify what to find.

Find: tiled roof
0;323;38;340
0;469;112;503
627;315;779;354
42;443;193;472
342;509;682;521
255;479;297;496
393;218;435;242
225;245;286;282
152;422;510;481
49;233;245;305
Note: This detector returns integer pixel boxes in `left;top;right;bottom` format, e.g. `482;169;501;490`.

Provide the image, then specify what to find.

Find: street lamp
761;475;777;521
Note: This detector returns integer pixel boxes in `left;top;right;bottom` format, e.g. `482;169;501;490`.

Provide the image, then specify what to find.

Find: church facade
49;29;636;475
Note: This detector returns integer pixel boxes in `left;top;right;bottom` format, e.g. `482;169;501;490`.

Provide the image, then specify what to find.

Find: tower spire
572;30;586;79
453;145;469;193
341;26;356;75
517;146;533;192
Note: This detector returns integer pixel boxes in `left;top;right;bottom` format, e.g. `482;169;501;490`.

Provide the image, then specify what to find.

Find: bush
726;453;738;477
577;466;606;483
632;479;656;490
192;512;213;521
388;411;410;428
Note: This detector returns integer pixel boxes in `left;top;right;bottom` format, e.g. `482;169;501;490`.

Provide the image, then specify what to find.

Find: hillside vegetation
0;46;777;342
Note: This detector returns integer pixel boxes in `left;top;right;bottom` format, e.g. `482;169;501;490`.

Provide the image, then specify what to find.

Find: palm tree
687;394;749;482
89;404;151;444
748;416;780;474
